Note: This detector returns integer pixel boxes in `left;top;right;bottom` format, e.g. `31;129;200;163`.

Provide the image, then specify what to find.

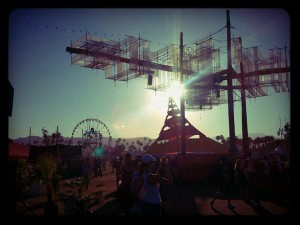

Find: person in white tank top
139;154;173;215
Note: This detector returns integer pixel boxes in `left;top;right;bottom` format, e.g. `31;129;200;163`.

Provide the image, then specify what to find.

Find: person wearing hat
139;154;173;215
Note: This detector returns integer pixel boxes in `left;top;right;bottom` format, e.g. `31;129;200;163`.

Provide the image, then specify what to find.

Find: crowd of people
210;140;290;210
16;137;289;215
80;139;290;215
75;151;175;215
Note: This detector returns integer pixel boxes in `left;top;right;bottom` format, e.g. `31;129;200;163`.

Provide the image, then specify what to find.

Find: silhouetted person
211;156;235;209
234;159;260;205
273;139;287;161
121;152;134;184
114;156;123;188
94;156;102;177
82;158;92;190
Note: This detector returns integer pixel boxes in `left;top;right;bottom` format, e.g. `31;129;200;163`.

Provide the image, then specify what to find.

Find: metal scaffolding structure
231;37;290;97
66;33;290;112
66;10;290;156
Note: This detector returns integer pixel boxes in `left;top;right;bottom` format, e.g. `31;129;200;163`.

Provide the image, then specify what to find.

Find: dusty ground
16;164;290;217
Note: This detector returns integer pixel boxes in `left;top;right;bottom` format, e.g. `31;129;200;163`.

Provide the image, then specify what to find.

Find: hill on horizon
235;132;269;139
10;132;273;145
10;135;154;145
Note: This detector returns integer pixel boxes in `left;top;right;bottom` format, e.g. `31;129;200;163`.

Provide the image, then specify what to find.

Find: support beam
231;67;290;79
66;46;195;76
226;10;236;154
240;62;249;157
180;32;186;155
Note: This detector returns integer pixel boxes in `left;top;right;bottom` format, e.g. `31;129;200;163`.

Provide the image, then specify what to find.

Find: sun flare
146;81;184;112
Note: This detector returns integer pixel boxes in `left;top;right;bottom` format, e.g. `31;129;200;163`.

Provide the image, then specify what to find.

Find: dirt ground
16;163;290;217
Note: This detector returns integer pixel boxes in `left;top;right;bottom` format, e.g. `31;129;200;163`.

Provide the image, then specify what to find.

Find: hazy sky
8;8;290;140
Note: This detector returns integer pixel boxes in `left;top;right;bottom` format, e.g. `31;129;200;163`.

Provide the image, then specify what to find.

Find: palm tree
115;138;121;146
215;135;224;142
283;123;291;154
51;131;63;146
138;141;143;151
283;122;291;141
235;136;242;151
42;127;51;146
254;137;261;149
248;137;253;149
59;136;64;144
35;154;58;215
226;137;230;145
269;135;275;145
260;136;267;147
33;140;38;146
68;139;73;146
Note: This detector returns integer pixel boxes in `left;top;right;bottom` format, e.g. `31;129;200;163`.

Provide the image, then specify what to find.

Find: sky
8;8;291;141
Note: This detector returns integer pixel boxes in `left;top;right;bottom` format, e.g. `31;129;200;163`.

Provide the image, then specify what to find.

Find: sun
165;81;184;100
146;81;185;112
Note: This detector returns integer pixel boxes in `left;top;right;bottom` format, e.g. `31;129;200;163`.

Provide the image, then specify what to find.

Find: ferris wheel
71;118;111;148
